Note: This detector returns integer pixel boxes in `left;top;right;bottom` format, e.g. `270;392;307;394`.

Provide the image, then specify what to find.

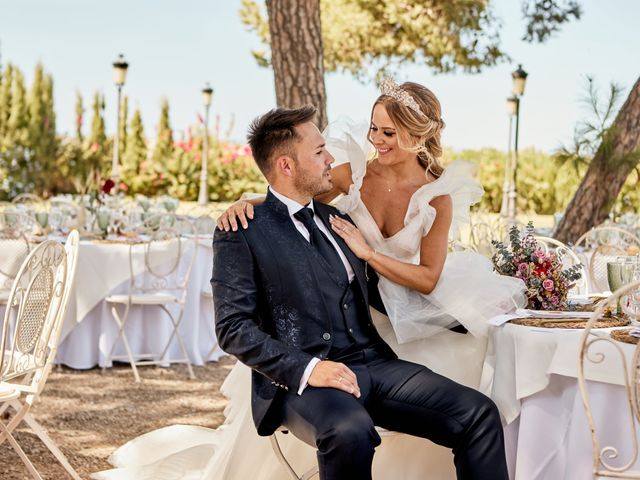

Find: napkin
629;328;640;338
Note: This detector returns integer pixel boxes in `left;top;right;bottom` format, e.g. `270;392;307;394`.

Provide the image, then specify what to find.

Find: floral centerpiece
491;223;583;310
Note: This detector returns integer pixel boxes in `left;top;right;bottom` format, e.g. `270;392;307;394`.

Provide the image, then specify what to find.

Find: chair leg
0;420;44;480
22;410;82;480
205;339;219;362
270;432;302;480
106;303;140;383
159;305;195;380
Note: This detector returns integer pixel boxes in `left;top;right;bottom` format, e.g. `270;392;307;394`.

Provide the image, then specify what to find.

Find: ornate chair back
130;217;197;303
575;226;640;253
0;238;67;394
588;244;628;293
469;221;496;257
534;235;588;294
0;229;31;295
578;278;640;478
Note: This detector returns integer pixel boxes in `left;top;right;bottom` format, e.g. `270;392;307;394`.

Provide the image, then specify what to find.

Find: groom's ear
275;155;296;178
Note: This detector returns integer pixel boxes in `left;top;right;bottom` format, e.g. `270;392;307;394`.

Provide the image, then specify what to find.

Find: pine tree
122;108;147;179
151;97;173;167
74;91;83;142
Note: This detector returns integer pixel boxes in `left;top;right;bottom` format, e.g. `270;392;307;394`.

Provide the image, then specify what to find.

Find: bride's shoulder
329;163;353;194
428;193;453;217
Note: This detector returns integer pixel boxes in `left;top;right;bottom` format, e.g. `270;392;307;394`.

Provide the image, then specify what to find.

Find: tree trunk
266;0;328;130
554;76;640;244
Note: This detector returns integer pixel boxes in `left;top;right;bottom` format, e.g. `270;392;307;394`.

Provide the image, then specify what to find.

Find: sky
0;0;638;153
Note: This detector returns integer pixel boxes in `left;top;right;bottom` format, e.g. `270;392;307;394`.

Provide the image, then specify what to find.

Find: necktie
294;207;347;282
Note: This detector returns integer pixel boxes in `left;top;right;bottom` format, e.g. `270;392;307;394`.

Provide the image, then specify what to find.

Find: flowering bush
491;223;583;310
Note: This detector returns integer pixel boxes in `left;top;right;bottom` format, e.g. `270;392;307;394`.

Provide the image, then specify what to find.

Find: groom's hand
308;361;361;398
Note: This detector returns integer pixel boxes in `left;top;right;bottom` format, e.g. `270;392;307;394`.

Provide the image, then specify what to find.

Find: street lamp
111;54;129;191
500;96;519;218
505;64;528;222
198;83;214;205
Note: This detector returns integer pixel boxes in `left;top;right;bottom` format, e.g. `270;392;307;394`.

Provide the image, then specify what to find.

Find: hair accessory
379;77;425;117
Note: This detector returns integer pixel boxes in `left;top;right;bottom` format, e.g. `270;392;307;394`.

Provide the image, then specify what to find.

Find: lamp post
506;64;528;222
111;54;129;192
501;96;518;218
198;83;214;205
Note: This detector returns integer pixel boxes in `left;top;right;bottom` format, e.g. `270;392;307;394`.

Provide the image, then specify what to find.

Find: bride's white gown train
93;121;525;480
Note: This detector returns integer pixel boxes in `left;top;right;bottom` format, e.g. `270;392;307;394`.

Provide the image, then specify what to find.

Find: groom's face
291;121;335;197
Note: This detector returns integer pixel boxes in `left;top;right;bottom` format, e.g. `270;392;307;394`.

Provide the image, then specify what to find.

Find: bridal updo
373;81;445;178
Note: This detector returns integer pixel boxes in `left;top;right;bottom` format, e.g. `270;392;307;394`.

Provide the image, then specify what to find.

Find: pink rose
542;279;554;291
518;263;529;274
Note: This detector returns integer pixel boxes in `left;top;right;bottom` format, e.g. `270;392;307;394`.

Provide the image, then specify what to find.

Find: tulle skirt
93;307;502;480
380;251;527;343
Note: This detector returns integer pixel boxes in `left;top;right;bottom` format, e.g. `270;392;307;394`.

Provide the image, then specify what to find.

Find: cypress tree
151;97;173;166
119;94;128;160
7;67;29;147
123;108;146;177
85;91;107;175
0;63;13;142
74;91;83;142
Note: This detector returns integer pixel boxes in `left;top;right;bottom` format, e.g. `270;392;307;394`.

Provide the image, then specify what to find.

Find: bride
93;80;526;480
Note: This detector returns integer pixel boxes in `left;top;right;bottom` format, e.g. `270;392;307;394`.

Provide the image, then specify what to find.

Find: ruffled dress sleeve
323;117;372;213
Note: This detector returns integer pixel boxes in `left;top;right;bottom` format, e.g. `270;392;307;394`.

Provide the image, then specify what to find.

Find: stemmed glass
607;256;637;314
96;208;111;236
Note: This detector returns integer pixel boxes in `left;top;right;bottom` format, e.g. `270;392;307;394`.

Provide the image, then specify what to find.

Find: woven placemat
509;316;629;329
610;329;639;345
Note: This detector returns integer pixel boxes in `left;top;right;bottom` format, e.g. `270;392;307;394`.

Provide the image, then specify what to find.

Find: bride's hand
329;215;375;261
216;201;254;231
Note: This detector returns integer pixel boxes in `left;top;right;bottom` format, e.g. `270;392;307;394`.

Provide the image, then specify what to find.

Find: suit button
348;328;354;334
343;304;348;310
322;332;331;341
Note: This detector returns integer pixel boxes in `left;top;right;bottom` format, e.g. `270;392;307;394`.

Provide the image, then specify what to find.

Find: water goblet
96;209;111;234
35;211;49;230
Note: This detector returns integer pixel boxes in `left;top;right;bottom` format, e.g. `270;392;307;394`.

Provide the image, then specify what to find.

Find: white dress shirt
269;187;355;394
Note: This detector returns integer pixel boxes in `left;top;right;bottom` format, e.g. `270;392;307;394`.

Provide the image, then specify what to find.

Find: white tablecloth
43;238;223;369
484;322;638;479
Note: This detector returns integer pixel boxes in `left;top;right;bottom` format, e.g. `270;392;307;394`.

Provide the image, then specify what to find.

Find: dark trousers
281;348;508;480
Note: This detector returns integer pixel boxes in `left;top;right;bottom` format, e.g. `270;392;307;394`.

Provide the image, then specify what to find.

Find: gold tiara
379;78;425;117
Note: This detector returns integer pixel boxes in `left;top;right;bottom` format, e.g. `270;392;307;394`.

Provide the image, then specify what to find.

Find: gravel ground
0;357;237;480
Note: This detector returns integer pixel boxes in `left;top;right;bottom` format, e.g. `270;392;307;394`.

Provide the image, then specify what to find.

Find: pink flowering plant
491;223;583;310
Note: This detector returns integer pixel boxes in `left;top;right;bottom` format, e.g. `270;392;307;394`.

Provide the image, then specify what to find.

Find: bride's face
369;104;414;166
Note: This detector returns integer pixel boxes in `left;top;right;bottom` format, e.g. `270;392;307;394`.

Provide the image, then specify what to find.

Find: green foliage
240;0;581;79
85;91;109;177
119;95;128;160
74;91;83;142
151;97;173;167
521;0;582;42
121;109;150;191
446;147;639;215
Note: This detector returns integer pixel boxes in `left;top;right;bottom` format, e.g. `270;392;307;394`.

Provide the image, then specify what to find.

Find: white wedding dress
93;121;526;480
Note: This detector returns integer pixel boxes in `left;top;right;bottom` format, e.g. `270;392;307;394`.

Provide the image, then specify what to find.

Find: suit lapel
314;201;368;299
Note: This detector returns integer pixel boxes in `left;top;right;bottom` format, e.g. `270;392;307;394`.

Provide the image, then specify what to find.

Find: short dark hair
247;105;317;180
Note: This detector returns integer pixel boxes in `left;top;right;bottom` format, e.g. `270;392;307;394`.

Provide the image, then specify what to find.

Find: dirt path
0;357;237;479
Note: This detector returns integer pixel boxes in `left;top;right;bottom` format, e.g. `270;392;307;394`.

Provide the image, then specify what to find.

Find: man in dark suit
211;105;508;480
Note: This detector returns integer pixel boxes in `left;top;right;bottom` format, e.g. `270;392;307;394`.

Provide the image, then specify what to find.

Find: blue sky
1;0;638;152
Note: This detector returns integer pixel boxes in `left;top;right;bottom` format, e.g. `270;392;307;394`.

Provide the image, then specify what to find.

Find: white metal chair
575;226;640;253
469;221;496;257
270;425;404;479
578;278;640;479
0;229;32;305
0;230;80;480
104;218;197;382
588;244;628;293
534;235;588;294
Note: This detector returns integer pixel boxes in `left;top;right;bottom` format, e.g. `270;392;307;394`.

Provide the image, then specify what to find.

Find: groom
211;105;508;480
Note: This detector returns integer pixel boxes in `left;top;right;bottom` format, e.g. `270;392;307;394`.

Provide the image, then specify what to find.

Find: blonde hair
371;82;445;178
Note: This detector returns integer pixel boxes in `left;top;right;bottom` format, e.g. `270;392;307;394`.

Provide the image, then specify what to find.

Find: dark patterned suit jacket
211;190;393;435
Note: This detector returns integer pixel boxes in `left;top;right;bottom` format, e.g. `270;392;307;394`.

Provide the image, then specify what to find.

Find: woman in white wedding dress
93;80;525;480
